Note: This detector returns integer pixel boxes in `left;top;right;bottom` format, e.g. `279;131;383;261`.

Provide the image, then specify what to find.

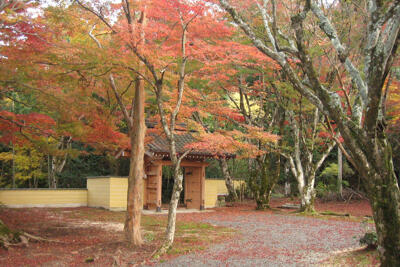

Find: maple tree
0;0;128;190
64;0;234;250
110;0;240;253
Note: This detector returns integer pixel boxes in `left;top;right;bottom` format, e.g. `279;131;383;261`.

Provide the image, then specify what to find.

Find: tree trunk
294;167;317;213
165;166;183;246
124;76;145;247
154;164;184;256
363;143;400;266
285;182;291;197
252;154;280;210
370;175;400;266
299;180;316;213
219;158;237;201
49;159;57;189
12;143;15;188
48;137;71;189
337;147;343;198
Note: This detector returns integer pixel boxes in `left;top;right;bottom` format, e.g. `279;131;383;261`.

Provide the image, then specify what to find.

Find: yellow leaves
0;145;45;181
0;152;13;161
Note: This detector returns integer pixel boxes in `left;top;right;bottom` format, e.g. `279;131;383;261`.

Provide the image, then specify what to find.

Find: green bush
359;232;377;249
316;181;336;198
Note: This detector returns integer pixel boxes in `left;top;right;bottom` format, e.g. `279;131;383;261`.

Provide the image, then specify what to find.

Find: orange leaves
387;79;400;130
185;124;279;159
243;125;280;144
83;116;129;151
0;110;56;145
185;131;248;156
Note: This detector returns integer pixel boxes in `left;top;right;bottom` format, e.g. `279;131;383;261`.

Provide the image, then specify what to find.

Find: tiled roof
146;132;234;160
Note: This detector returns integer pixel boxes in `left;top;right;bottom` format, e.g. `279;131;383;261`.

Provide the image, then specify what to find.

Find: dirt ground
0;198;375;266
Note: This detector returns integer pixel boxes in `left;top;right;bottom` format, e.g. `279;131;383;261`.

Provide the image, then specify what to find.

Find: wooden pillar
156;164;162;212
200;165;206;210
184;167;189;208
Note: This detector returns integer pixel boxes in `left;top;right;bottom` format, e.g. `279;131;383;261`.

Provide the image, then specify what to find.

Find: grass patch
290;209;366;223
319;210;350;217
144;232;155;242
57;207;235;260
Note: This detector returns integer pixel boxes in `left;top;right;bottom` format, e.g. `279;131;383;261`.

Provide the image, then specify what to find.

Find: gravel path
157;211;365;266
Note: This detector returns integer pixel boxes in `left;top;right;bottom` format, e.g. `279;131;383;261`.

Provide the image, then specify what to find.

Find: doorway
161;165;185;208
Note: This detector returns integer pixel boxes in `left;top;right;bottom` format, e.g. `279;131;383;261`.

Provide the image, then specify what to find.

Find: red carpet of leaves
0;208;156;266
0;199;372;266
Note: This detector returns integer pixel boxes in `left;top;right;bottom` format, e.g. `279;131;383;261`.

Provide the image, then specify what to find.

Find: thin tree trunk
49;159;57;188
219;157;237;201
47;154;51;188
124;75;145;247
337;147;343;198
154;142;190;256
165;166;183;246
12;143;15;188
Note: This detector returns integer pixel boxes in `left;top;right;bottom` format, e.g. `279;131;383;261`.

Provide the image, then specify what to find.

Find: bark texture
286;109;335;212
124;76;145;246
248;153;280;210
219;158;238;201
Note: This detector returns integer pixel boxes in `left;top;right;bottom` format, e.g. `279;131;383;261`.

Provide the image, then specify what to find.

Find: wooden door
184;167;202;209
144;164;162;211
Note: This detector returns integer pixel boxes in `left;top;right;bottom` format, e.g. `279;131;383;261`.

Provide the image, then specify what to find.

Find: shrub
359;232;378;249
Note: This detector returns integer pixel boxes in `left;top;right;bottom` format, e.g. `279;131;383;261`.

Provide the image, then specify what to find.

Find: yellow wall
87;177;145;211
87;178;110;209
109;178;128;211
205;179;243;208
0;189;87;208
0;177;241;210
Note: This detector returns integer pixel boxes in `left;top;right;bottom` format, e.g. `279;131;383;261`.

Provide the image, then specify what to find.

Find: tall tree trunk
124;76;145;247
219;157;237;201
155;19;192;255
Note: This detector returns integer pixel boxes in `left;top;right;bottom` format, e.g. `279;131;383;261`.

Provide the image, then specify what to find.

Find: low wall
0;178;242;210
0;188;87;208
87;177;242;210
205;179;243;208
87;176;144;211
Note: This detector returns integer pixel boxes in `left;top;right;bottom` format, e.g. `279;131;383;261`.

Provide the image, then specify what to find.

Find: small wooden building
143;132;227;211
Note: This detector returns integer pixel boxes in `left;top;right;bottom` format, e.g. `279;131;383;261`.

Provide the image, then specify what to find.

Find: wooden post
156;164;162;212
200;166;206;210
